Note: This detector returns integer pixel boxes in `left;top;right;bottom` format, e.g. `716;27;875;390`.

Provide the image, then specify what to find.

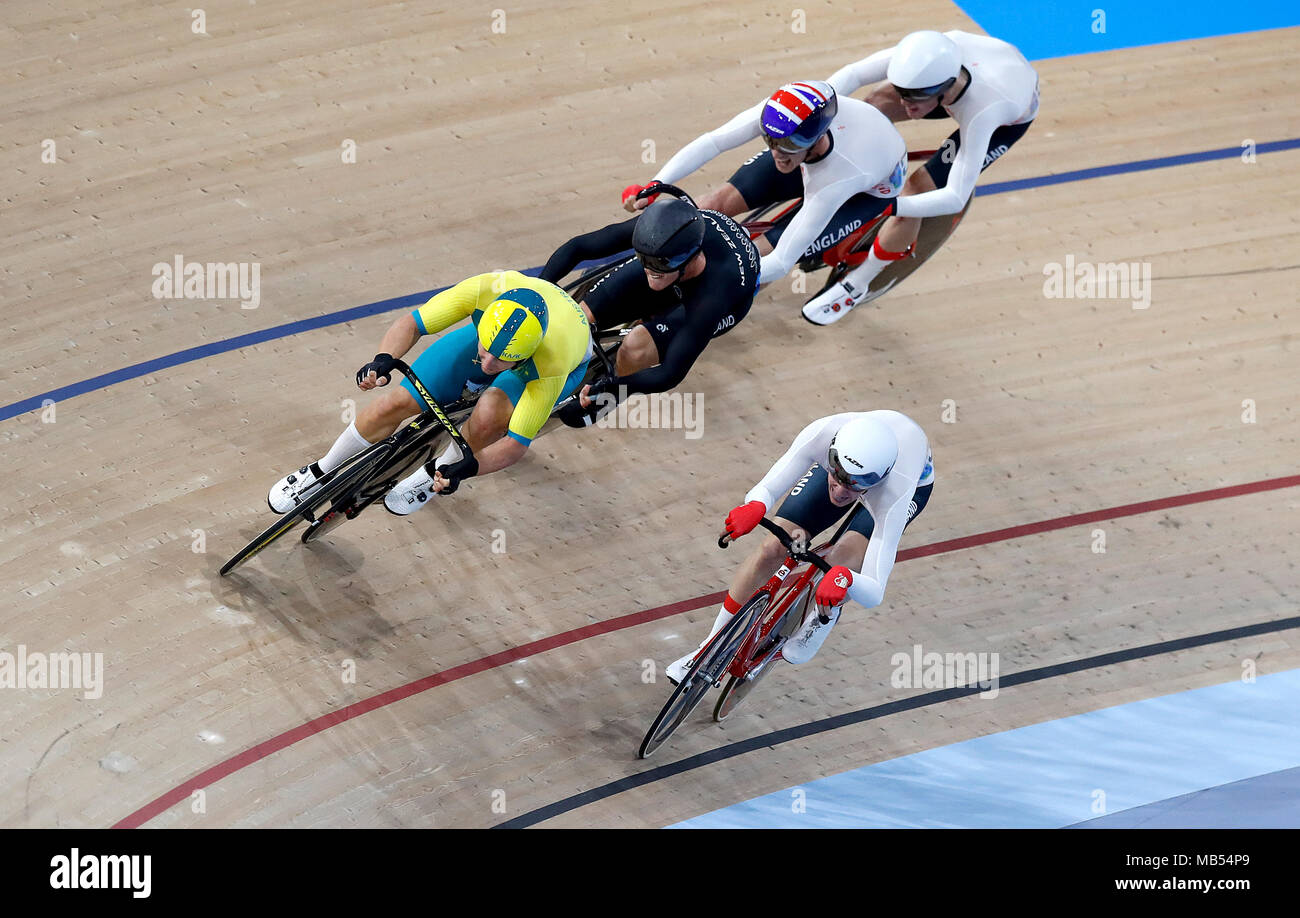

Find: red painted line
112;473;1298;828
897;474;1300;561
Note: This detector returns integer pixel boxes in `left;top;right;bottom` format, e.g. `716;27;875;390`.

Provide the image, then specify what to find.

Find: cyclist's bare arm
358;313;422;390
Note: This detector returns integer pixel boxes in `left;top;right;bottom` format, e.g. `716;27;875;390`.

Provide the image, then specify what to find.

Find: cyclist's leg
786;468;934;662
878;120;1034;257
273;326;484;511
667;462;847;679
457;353;590;450
793;190;897;272
616;289;753;377
799;191;900;323
614;325;659;376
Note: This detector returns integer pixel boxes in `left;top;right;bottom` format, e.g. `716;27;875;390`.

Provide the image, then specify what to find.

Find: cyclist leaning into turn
539;194;759;427
267;271;589;516
801;29;1040;324
621;79;908;324
666;410;934;684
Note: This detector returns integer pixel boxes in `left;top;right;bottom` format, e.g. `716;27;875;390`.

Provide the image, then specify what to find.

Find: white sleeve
894;103;1014;218
653;101;764;186
758;177;862;284
845;476;917;609
826;48;893;97
743;415;842;510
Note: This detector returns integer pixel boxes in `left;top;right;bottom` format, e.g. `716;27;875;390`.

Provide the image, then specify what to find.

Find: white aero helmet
887;31;962;99
826;416;898;491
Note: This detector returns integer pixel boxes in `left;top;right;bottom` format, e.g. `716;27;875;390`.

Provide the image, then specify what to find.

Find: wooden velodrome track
3;1;1297;829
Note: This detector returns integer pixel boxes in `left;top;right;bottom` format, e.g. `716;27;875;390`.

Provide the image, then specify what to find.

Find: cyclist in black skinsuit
539;192;760;426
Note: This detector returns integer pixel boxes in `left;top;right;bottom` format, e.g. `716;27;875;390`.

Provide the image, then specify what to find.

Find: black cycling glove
357;353;399;387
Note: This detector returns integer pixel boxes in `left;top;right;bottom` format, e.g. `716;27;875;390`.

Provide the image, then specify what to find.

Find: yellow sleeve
507;375;567;445
412;274;497;335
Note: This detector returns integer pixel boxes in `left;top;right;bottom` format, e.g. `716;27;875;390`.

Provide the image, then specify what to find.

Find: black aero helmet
632;199;705;274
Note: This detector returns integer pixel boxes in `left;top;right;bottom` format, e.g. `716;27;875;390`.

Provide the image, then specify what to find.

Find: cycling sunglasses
893;78;956;103
761;132;815;155
637;250;694;276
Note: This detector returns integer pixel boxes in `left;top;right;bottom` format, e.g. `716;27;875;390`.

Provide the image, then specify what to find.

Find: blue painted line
977;138;1300;195
5;138;1298;425
3;289;431;422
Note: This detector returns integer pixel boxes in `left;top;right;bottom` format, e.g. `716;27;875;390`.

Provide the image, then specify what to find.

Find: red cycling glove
815;566;853;607
724;500;767;539
621;180;663;208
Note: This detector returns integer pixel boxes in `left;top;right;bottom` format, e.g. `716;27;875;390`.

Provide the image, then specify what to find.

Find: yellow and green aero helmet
477;288;549;363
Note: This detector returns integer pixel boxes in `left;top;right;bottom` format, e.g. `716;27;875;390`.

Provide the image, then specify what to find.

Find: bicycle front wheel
221;447;387;575
638;592;768;758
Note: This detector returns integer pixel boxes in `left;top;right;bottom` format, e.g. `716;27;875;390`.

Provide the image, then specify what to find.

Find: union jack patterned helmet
760;80;838;153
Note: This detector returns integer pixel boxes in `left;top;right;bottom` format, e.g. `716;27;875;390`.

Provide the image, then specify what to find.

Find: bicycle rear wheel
638;592;768;758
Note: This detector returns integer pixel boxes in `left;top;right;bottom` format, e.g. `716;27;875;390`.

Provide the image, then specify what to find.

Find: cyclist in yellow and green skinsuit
267;270;590;516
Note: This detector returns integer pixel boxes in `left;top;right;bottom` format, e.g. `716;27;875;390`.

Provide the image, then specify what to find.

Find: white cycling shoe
665;607;737;685
665;650;699;686
801;279;864;326
268;463;324;514
384;464;439;515
781;605;841;665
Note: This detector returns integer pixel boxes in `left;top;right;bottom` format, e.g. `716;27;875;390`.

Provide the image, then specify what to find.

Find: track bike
638;518;836;758
221;308;631;576
743;149;971;308
566;151;968;314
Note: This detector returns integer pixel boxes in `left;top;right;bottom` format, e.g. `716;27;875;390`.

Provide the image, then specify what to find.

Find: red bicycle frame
724;540;832;681
741;147;939;267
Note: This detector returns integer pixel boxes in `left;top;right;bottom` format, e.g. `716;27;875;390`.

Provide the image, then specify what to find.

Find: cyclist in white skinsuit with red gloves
802;29;1040;324
621;80;909;292
665;410;935;684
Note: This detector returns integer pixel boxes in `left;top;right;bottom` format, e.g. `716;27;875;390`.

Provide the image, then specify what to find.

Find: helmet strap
802;131;834;164
946;67;972;105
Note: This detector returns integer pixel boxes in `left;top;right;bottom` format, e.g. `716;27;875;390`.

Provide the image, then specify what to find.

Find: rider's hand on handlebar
621;181;663;213
815;565;853;608
431;452;479;495
356;353;399;390
724;501;767;540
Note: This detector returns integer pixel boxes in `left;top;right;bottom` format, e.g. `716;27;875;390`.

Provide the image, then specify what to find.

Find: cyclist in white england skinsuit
621;80;908;291
665;410;935;684
803;29;1040;325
